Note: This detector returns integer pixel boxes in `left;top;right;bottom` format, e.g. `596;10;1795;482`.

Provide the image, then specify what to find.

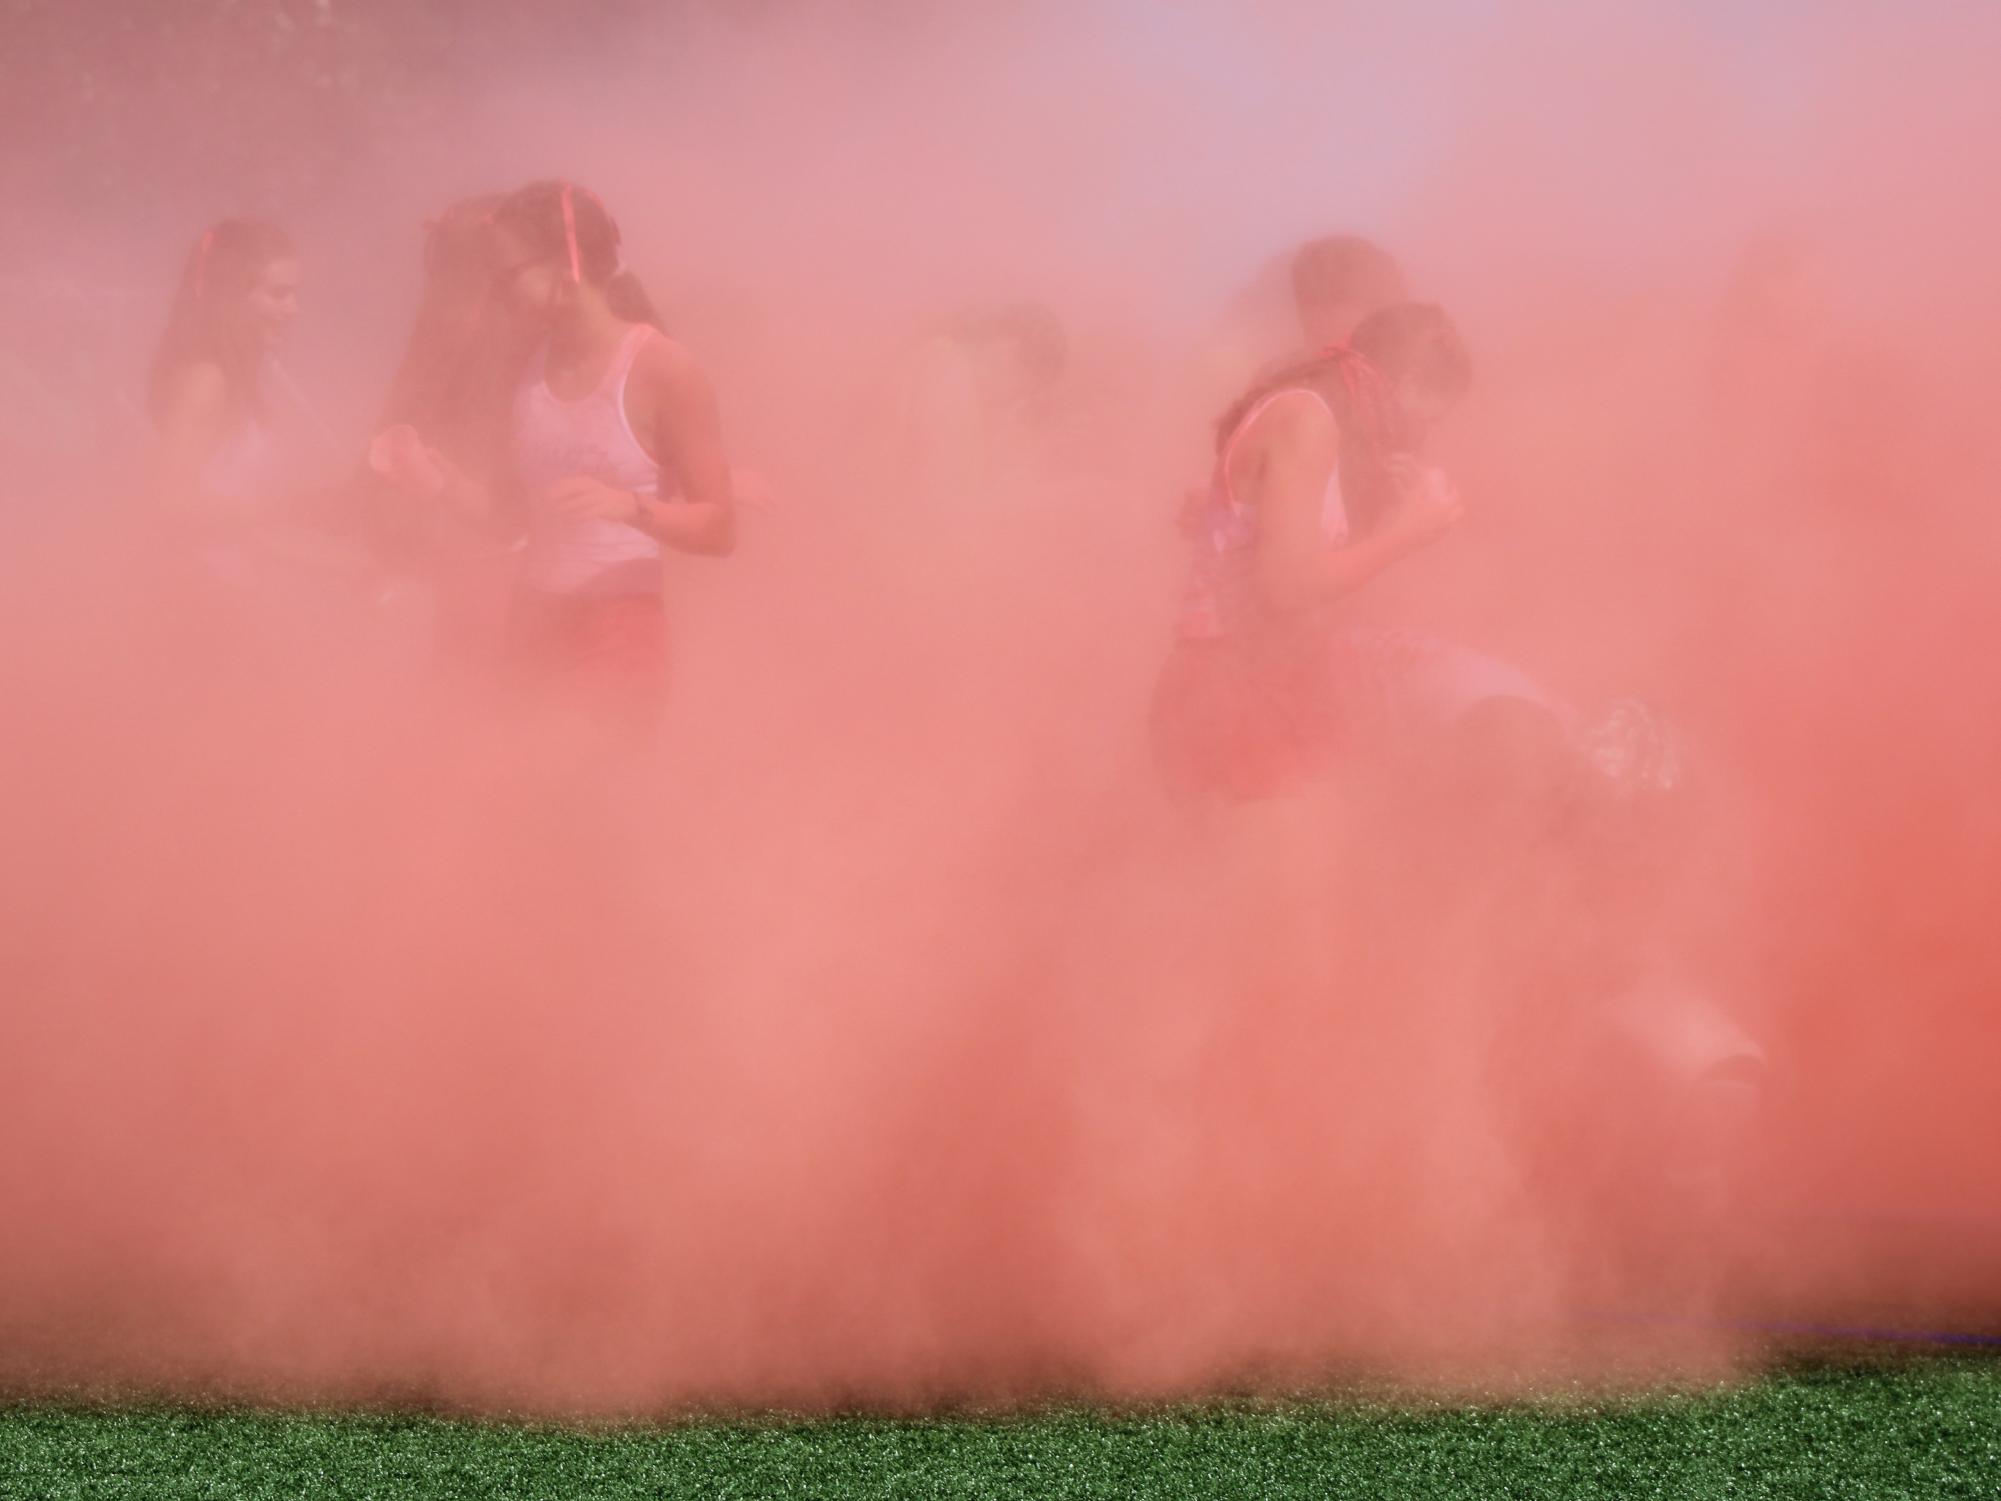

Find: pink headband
561;183;582;283
483;184;617;279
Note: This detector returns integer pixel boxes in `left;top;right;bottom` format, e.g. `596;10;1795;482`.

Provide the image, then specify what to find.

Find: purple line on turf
1586;1312;2001;1348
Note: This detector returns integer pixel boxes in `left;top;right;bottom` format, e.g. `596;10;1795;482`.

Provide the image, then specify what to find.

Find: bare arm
1246;392;1456;615
631;337;736;557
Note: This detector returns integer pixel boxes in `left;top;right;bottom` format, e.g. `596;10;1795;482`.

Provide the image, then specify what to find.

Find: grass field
4;1351;1995;1500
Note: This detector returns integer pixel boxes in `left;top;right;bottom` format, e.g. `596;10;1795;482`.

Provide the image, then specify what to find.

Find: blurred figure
1181;235;1406;536
894;299;1068;504
1289;234;1409;354
1152;301;1470;804
1192;245;1575;770
368;198;772;668
1141;301;1471;1320
378;194;523;478
146;218;366;612
365;193;533;662
880;299;1073;722
1470;724;1768;1293
149;219;302;526
378;181;736;724
1193;234;1408;431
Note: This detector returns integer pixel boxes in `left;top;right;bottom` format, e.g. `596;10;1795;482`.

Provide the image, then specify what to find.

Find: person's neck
547;290;625;367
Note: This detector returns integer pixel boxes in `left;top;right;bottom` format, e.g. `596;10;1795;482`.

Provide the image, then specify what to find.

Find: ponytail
605;268;664;332
1212;301;1469;454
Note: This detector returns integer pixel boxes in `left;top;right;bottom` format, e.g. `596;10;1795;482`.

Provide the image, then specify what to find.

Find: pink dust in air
0;0;1997;1413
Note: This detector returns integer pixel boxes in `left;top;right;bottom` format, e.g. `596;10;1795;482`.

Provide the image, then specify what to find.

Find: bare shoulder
1246;385;1338;462
630;330;713;400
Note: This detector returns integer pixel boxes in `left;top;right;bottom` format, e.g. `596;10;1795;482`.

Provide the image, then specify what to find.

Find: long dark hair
146;218;294;421
378;193;527;470
1212;301;1471;535
1349;301;1472;404
488;180;665;331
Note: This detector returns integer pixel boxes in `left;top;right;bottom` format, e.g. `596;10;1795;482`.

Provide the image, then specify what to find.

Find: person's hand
1382;455;1464;546
369;424;447;500
546;475;642;523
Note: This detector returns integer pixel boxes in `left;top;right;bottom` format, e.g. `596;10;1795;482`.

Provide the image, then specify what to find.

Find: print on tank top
514;323;669;597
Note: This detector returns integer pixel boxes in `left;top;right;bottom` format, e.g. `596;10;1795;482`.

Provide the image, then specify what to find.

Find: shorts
506;588;666;727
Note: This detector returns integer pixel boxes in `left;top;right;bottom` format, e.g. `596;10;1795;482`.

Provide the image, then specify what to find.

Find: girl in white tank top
150;220;305;534
513;321;666;596
481;181;737;714
149;219;379;616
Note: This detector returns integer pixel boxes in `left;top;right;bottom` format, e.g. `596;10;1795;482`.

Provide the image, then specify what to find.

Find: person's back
1179;235;1407;535
1155;305;1472;801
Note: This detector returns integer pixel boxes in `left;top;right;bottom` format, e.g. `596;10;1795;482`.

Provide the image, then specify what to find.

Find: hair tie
193;227;216;302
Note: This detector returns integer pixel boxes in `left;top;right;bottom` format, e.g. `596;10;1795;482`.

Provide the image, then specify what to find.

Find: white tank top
202;417;280;503
200;360;287;504
514;323;665;595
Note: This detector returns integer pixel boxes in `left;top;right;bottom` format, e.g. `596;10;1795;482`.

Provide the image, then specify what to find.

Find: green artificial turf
3;1355;1995;1500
